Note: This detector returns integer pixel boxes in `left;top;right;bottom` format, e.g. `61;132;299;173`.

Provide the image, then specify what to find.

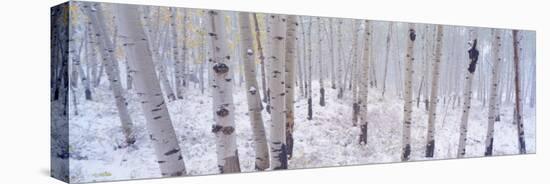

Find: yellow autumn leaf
93;172;112;177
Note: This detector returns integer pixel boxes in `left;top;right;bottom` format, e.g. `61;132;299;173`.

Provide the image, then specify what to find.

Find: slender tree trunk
351;21;360;126
158;26;177;101
252;14;270;107
358;20;371;145
76;26;93;100
416;77;424;108
457;29;479;158
300;18;308;98
200;31;206;94
285;15;298;159
318;18;326;107
238;12;270;170
307;18;313;120
113;3;187;176
140;8;176;101
485;29;503;156
382;23;393;98
85;4;135;146
267;14;288;170
207;10;241;173
329;19;336;89
171;8;185;99
401;24;416;161
296;25;305;97
512;30;527;154
336;20;344;99
425;25;444;158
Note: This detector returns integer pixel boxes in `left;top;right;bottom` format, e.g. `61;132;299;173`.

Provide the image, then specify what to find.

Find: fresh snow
67;81;535;183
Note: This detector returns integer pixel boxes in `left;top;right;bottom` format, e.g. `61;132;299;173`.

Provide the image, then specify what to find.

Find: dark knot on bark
213;63;229;74
216;107;229;117
221;126;235;135
409;29;416;41
467;39;479;74
211;125;235;135
212;125;223;133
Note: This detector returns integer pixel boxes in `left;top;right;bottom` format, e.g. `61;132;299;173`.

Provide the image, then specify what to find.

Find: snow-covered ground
67;82;535;183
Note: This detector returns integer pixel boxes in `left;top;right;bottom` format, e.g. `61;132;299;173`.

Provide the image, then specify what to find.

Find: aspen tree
457;29;479;158
359;20;371;145
238;12;270;170
401;24;416;161
171;8;184;99
74;23;93;100
318;18;326;106
307;18;313;120
484;29;502;156
296;23;305;97
336;20;344;99
425;25;444;157
512;30;527;154
329;19;336;89
207;10;241;173
285;15;298;159
252;14;269;105
351;21;360;126
268;14;288;170
113;3;187;176
85;3;135;146
381;23;393;98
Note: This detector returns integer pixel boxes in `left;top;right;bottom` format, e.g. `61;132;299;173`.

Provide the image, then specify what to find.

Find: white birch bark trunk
268;14;288;170
425;25;444;157
252;14;270;111
318;18;326;107
85;4;135;146
306;18;313;120
264;15;273;114
296;25;305;97
140;7;177;101
484;29;502;156
113;3;187;176
77;26;93;100
299;18;308;98
207;10;241;173
401;24;416;161
238;12;270;170
359;20;371;145
351;21;360;126
457;29;479;158
336;20;344;99
381;23;393;98
512;30;527;154
329;19;336;89
285;15;298;160
171;8;184;99
158;26;177;101
181;10;189;89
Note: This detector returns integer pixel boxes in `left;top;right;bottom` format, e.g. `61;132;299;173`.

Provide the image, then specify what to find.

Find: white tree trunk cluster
238;12;270;170
114;3;187;176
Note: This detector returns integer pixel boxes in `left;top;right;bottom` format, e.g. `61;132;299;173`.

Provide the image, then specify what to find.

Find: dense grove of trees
52;2;536;179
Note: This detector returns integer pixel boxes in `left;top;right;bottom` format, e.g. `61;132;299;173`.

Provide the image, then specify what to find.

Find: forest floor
67;81;536;183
